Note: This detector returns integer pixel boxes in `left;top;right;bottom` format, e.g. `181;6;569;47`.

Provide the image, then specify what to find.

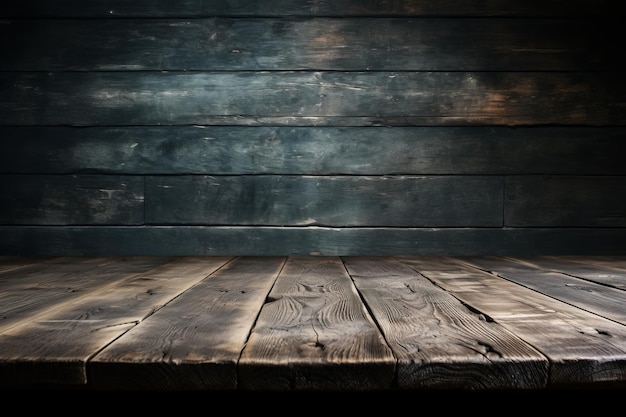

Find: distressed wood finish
398;257;626;387
3;226;626;257
3;127;625;176
238;257;395;391
89;257;282;390
0;256;624;391
2;71;623;127
0;257;232;386
1;1;625;256
1;18;616;71
505;176;626;227
455;256;626;324
145;175;503;227
0;175;144;225
343;257;548;389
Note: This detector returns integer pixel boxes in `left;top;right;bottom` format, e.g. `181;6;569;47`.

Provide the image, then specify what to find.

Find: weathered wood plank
0;18;616;71
342;256;548;389
0;0;619;17
0;255;55;274
145;175;503;227
2;72;623;126
3;126;626;175
456;256;626;324
0;175;144;225
0;256;232;387
398;256;626;387
505;176;626;227
238;256;395;390
0;256;176;333
504;256;626;290
3;226;626;256
89;256;284;391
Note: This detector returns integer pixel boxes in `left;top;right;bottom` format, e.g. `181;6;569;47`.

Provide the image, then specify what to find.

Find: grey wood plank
0;256;55;274
1;0;618;17
398;256;626;387
145;175;503;227
0;256;176;333
0;18;615;71
238;256;395;390
455;256;626;324
504;256;626;290
0;175;144;225
2;71;623;127
0;256;232;388
2;226;626;256
89;256;284;391
0;256;116;285
505;176;626;227
342;256;548;389
3;126;625;176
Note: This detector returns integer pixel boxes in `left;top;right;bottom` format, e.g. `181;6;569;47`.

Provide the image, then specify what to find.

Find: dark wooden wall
1;0;625;256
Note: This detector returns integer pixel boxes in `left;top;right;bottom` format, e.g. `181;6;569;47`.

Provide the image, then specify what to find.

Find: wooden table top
1;255;625;392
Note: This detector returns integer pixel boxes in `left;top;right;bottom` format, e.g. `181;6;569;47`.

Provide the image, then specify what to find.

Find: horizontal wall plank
0;0;620;18
2;72;623;127
2;226;626;256
0;175;144;225
505;176;626;227
145;175;503;227
1;18;616;71
2;126;625;175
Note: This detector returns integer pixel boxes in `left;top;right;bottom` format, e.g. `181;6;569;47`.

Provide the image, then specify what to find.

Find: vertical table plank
89;256;286;390
0;257;232;388
343;256;548;389
399;256;626;387
238;256;396;391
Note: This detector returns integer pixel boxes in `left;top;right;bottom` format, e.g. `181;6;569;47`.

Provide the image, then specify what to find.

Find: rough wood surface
0;257;232;386
0;175;144;225
0;256;175;333
506;256;626;290
398;256;626;386
2;127;626;176
2;72;622;127
1;256;625;390
3;226;626;256
0;18;616;71
145;175;503;227
505;176;626;227
238;256;395;391
343;257;548;389
456;256;626;324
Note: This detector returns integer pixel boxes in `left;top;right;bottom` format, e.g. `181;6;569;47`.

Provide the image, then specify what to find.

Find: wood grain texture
3;126;625;175
1;255;624;391
456;256;626;324
505;176;626;227
504;256;626;290
398;256;626;386
1;0;620;17
3;226;626;256
89;256;283;390
343;256;548;389
0;256;175;333
0;18;616;71
0;175;144;225
145;175;503;227
0;256;232;387
2;71;623;127
238;256;395;390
